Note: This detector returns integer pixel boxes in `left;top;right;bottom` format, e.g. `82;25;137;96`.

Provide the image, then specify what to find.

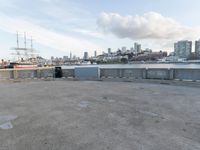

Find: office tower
94;51;97;57
108;48;111;54
83;52;89;60
63;56;68;61
195;39;200;56
70;51;72;60
134;43;141;53
174;40;192;58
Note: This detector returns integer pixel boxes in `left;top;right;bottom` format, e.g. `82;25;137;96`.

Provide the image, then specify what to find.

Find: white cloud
0;13;102;56
97;12;200;41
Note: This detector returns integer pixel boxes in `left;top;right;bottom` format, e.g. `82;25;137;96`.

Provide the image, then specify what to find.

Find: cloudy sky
0;0;200;59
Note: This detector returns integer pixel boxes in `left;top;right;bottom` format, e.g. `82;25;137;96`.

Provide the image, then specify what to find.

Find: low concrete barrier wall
75;67;100;80
101;68;172;80
146;68;172;80
174;69;200;81
0;67;54;80
0;69;14;80
100;68;200;81
1;67;200;82
100;68;121;78
100;68;144;79
39;68;54;78
62;69;74;78
14;69;37;79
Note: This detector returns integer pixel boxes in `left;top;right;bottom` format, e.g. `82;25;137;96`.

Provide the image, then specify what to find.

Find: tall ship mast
10;32;39;68
11;32;38;65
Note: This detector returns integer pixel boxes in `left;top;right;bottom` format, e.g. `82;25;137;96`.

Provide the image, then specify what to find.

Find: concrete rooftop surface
0;80;200;150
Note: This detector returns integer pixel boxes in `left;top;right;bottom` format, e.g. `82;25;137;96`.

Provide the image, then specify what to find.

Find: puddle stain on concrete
0;122;13;129
0;115;18;130
78;101;89;108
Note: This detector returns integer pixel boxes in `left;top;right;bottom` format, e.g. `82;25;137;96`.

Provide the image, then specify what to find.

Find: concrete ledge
0;67;54;80
75;67;100;80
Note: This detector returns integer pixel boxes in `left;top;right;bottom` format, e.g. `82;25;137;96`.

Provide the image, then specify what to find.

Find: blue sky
0;0;200;59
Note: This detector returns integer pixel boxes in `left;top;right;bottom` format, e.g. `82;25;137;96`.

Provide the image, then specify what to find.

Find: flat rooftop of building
0;80;200;150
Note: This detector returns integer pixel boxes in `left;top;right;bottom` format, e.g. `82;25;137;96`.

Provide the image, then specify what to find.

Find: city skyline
1;0;200;59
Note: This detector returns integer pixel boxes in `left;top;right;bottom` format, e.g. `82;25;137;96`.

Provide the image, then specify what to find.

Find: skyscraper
83;52;89;60
108;48;111;54
63;56;68;61
134;43;141;53
94;51;97;57
70;51;72;60
195;39;200;56
174;40;192;58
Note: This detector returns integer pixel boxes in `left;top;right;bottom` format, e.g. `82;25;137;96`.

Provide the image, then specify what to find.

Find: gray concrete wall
174;69;200;81
101;68;173;80
62;69;74;78
0;69;14;80
47;67;200;81
100;68;121;78
146;68;171;80
100;68;200;81
0;68;54;80
39;68;54;78
75;67;100;80
1;67;200;81
100;68;144;79
14;69;37;79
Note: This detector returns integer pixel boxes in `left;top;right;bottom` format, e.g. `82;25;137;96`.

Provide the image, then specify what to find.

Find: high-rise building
94;51;97;57
195;39;200;56
174;40;192;58
83;52;89;60
108;48;111;54
63;56;68;61
70;51;72;60
134;43;141;53
73;55;76;60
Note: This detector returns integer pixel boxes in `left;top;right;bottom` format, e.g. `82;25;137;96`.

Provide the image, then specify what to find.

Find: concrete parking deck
0;80;200;150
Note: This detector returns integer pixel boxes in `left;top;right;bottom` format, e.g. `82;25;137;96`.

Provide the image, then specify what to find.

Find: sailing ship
10;32;38;68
